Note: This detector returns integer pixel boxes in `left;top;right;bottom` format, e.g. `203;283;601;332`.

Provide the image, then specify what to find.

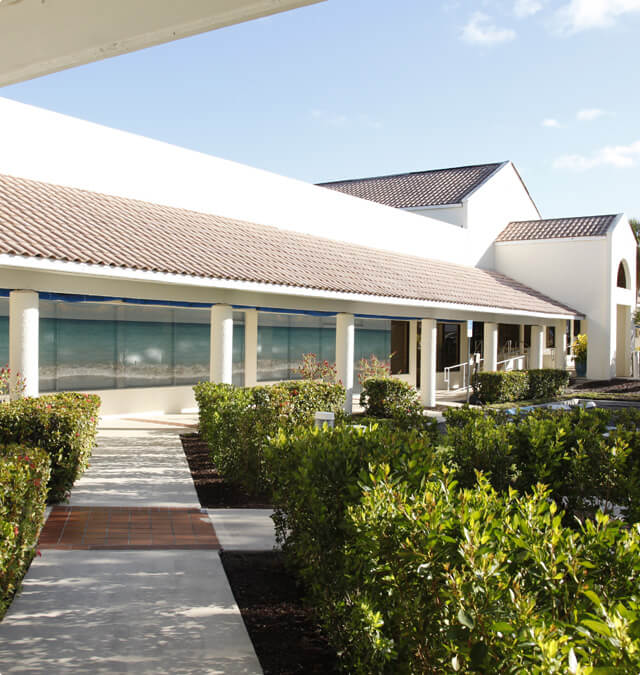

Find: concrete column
336;313;355;413
210;304;233;384
244;308;258;387
9;290;39;399
483;322;498;371
554;320;567;370
420;318;437;408
408;320;418;387
530;325;544;369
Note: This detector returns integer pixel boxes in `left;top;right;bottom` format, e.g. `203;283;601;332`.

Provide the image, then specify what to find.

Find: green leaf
492;621;515;634
458;609;475;630
582;619;612;637
470;641;488;667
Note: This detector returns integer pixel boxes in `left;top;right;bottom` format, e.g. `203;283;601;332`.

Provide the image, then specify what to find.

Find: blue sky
2;0;640;219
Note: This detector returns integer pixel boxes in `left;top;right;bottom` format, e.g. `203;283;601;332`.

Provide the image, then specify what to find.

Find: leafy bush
194;379;345;495
359;377;422;418
473;369;567;403
572;333;588;364
443;406;640;521
0;444;50;617
527;368;569;399
267;422;640;673
294;353;337;383
356;354;391;387
0;393;100;503
472;371;529;403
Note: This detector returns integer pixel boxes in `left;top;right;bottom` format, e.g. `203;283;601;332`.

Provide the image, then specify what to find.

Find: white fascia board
495;236;607;246
403;203;463;212
0;0;323;87
0;254;582;321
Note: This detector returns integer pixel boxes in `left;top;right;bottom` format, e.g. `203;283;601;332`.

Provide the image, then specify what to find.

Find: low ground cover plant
194;380;345;495
0;444;50;618
0;392;100;502
266;422;640;673
473;368;569;404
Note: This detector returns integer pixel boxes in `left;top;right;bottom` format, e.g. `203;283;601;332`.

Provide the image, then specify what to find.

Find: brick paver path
40;506;220;550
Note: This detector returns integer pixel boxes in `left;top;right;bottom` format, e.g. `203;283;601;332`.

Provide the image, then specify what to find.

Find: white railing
444;354;527;391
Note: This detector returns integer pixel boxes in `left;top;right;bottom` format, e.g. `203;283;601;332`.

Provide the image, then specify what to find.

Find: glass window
390;321;409;374
437;323;460;371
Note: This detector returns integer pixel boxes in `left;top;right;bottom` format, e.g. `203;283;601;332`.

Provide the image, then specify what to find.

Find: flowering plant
571;334;587;364
356;353;393;386
295;353;337;383
0;365;25;400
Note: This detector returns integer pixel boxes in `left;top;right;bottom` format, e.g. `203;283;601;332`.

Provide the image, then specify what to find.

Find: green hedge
194;380;345;495
0;393;101;503
0;444;50;618
359;377;422;418
266;423;640;673
443;406;640;521
473;368;568;403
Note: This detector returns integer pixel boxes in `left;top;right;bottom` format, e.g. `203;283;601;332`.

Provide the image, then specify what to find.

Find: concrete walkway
0;414;264;674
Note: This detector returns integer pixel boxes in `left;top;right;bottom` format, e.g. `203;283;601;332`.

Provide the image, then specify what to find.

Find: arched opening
617;260;630;289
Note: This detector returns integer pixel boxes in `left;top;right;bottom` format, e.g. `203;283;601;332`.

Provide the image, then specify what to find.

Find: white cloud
553;140;640;170
514;0;544;18
461;12;516;44
555;0;640;33
577;108;605;121
310;109;348;127
542;118;561;127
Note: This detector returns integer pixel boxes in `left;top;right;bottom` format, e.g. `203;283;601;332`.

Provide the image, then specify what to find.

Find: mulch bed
568;378;640;394
221;552;340;675
180;433;340;673
179;433;271;508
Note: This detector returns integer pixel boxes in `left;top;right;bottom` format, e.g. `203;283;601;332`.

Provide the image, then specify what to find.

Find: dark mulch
569;378;640;394
221;551;340;675
180;433;339;671
179;433;271;508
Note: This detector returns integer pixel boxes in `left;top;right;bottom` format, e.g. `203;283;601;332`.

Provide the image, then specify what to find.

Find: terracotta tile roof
498;215;617;242
0;173;576;316
316;163;503;208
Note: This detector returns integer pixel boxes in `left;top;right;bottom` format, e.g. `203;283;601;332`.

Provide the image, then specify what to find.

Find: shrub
0;393;100;503
266;422;640;673
356;354;391;387
572;333;588;364
0;444;50;617
472;369;568;404
527;368;569;399
194;379;345;495
473;370;529;403
294;353;337;383
359;377;422;418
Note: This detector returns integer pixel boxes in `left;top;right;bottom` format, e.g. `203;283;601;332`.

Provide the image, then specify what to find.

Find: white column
244;308;258;387
483;322;498;371
408;320;418;387
9;290;39;399
210;304;233;384
336;313;355;413
530;325;544;369
554;320;567;370
420;318;437;408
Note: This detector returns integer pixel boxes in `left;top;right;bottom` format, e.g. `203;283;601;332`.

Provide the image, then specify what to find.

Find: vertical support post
530;325;544;369
210;304;233;384
9;290;39;399
483;322;498;371
336;313;355;414
244;308;258;387
554;319;567;370
420;318;437;408
408;320;418;387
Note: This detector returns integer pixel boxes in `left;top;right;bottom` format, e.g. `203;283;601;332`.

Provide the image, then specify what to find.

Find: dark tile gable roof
0;173;576;316
497;215;617;242
316;163;504;208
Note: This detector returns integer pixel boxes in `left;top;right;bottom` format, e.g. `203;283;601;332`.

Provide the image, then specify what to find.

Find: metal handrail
444;354;526;391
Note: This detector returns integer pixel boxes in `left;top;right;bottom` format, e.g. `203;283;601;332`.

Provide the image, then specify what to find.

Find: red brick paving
39;506;220;550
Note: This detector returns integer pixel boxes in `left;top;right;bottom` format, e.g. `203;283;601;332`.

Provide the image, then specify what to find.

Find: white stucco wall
494;215;636;380
407;205;465;228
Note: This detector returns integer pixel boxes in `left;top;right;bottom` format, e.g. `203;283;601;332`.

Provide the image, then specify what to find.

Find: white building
0;98;634;414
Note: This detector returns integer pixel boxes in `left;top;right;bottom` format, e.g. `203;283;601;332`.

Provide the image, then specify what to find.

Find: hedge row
194;380;345;495
0;444;50;618
359;377;422;418
473;368;569;403
267;423;640;673
443;405;640;521
0;393;101;503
